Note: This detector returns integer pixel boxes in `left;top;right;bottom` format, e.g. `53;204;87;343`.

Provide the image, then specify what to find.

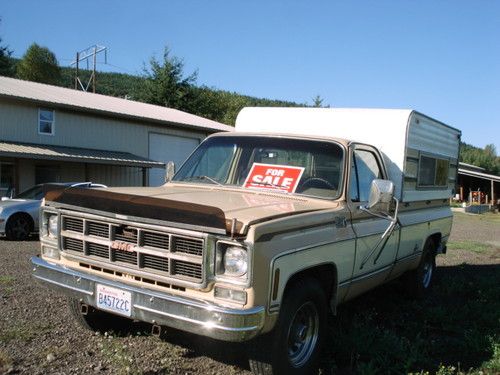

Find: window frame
416;152;450;190
348;144;386;203
38;108;55;136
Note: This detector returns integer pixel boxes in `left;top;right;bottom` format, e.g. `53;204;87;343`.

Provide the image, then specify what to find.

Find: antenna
70;45;107;93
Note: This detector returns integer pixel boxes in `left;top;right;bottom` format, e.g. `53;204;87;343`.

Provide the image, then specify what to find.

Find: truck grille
60;215;206;285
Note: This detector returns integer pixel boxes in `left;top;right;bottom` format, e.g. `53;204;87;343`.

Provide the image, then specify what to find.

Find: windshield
15;185;44;200
173;135;344;199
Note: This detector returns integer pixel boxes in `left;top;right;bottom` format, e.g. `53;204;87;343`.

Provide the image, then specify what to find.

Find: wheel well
7;212;34;232
428;233;442;255
284;264;337;312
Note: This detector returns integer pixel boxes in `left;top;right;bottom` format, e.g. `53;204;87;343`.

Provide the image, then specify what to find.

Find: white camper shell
235;107;461;202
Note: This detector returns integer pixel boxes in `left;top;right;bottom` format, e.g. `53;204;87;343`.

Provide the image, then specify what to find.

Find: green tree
0;20;14;77
134;47;197;110
16;43;61;84
311;94;330;108
460;142;500;174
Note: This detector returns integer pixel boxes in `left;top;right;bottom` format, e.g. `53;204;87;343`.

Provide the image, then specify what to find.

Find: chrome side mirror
165;161;176;182
366;179;394;213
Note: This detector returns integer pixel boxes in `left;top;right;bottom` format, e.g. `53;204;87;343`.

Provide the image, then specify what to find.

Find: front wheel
5;214;32;241
248;278;327;375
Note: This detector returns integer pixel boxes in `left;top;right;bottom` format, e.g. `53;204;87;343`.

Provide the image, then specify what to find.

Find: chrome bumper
31;257;265;342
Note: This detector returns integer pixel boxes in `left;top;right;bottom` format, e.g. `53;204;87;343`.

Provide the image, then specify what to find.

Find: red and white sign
243;163;305;193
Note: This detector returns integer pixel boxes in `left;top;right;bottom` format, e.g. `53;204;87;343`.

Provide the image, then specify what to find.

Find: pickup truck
32;108;461;375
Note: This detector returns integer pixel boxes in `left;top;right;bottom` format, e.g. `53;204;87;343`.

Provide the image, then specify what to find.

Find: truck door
345;144;399;300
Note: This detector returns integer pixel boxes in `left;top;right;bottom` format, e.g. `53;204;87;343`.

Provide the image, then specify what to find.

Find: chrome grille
63;237;83;252
88;221;108;238
173;237;203;256
172;260;202;280
142;254;169;272
143;231;170;250
87;242;109;259
63;217;83;233
113;226;138;244
60;214;206;286
113;249;137;265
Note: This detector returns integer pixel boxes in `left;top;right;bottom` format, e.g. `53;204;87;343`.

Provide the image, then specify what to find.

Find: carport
457;162;500;204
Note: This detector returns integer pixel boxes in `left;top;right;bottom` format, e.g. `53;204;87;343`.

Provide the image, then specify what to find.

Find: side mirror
165;161;176;182
366;179;394;213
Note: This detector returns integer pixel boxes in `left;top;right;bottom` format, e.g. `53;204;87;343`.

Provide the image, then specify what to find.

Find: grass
447;241;494;253
454;211;500;224
0;275;15;296
98;335;140;375
321;262;500;374
0;322;53;343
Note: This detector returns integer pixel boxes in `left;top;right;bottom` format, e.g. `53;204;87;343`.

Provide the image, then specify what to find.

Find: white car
0;182;106;240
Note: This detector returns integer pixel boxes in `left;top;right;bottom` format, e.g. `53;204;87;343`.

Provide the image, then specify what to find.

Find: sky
1;0;499;150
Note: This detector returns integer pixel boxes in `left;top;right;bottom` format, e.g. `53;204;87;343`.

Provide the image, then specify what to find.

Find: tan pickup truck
32;108;461;374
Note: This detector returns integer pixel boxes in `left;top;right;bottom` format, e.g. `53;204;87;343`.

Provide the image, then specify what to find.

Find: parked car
1;182;106;241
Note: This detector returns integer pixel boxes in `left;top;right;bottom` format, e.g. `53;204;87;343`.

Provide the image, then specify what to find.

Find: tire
68;298;133;334
404;238;437;298
5;213;33;241
248;278;327;375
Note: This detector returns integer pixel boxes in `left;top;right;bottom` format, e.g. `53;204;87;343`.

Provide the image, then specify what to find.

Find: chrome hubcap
422;257;433;288
287;301;319;368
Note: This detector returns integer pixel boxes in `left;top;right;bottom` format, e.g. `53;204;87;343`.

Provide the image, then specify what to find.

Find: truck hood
44;184;336;235
106;184;336;229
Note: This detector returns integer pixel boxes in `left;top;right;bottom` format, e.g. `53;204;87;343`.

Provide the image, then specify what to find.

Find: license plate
96;284;132;317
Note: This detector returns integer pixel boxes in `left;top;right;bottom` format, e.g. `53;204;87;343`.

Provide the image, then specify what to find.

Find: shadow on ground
114;263;499;374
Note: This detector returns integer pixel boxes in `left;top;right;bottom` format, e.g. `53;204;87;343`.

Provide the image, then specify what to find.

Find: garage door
149;133;200;186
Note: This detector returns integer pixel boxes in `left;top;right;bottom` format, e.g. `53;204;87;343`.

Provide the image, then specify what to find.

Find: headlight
48;214;59;238
223;246;248;277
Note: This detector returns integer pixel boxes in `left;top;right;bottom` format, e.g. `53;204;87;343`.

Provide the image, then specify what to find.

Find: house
0;76;233;196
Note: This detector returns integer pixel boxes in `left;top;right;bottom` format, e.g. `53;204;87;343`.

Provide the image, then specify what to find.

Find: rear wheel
248;278;326;375
404;238;437;298
5;213;32;241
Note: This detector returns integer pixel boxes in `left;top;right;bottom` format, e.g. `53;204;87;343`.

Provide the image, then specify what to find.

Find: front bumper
31;256;265;342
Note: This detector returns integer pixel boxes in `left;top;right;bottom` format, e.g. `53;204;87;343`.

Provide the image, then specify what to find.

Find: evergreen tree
16;43;61;84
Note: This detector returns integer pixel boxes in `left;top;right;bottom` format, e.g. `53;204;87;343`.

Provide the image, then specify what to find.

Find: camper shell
236;107;461;202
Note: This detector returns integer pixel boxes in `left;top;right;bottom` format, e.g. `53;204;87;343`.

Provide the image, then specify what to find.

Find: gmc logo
111;241;136;253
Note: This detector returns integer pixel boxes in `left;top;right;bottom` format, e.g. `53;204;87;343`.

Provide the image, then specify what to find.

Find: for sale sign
243;163;305;193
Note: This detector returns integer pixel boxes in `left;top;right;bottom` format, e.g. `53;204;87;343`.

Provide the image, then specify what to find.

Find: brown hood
45;183;336;235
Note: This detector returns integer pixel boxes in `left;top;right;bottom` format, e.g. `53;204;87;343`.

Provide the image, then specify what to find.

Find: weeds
0;322;53;343
0;350;13;373
321;261;500;374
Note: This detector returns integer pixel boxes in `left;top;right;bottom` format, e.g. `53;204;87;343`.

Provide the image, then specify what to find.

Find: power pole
71;45;107;93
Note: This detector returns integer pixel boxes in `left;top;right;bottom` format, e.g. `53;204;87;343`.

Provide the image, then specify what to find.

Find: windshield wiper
183;176;223;186
247;182;289;192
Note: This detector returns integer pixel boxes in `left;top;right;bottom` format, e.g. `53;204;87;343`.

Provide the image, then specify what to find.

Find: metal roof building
0;76;233;196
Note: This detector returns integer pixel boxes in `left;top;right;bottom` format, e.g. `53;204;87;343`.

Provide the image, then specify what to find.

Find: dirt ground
0;212;498;374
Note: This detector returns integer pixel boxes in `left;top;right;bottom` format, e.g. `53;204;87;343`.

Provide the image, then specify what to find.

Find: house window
39;109;55;135
418;155;449;188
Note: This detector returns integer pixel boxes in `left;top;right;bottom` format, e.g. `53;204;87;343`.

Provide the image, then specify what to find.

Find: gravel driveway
1;212;498;374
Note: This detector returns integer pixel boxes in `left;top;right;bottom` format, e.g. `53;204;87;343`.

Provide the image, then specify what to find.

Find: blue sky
1;0;499;150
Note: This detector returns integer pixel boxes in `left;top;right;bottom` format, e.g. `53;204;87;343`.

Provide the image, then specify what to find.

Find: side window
39;109;55;135
350;149;382;202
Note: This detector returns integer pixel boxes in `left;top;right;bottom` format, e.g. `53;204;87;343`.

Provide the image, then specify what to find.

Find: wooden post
142;168;147;187
460;186;464;201
491;179;495;205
